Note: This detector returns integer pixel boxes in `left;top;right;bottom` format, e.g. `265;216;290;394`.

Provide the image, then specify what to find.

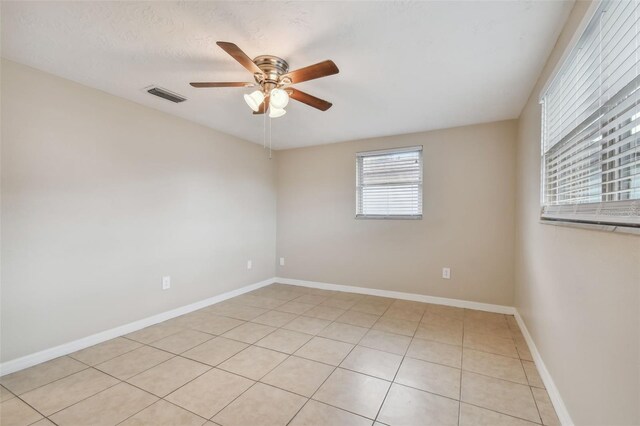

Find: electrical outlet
162;276;171;290
279;257;285;266
442;268;451;279
247;260;252;270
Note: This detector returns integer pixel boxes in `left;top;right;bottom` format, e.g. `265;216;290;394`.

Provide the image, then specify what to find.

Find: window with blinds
541;0;640;226
356;146;423;219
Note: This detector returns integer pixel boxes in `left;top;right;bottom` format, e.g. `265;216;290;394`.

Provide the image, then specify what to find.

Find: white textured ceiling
1;1;573;149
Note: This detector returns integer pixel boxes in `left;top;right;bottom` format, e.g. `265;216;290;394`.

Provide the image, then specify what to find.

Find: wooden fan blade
216;41;263;75
253;95;270;115
289;88;332;111
190;82;255;88
282;60;339;84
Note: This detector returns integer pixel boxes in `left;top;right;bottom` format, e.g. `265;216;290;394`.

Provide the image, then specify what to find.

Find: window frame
355;145;423;220
538;0;640;229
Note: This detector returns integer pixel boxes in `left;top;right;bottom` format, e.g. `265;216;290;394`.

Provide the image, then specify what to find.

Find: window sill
356;215;423;220
539;219;640;235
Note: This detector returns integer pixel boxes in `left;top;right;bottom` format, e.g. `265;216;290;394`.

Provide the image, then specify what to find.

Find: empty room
1;1;639;425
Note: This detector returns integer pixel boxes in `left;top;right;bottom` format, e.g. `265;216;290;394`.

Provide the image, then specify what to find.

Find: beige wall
0;60;277;362
514;2;640;425
276;121;517;306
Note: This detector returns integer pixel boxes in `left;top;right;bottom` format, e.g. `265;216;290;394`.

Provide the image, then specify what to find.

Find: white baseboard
0;277;275;377
514;311;573;426
275;277;516;315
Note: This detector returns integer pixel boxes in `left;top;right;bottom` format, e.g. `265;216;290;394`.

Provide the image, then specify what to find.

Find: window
540;0;640;227
356;146;423;219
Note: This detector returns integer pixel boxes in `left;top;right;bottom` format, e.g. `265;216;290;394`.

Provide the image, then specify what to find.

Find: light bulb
269;106;286;118
244;90;265;112
270;88;289;109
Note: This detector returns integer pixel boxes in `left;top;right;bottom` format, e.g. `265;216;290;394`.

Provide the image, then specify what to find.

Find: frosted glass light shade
269;106;286;118
244;90;265;112
270;88;289;109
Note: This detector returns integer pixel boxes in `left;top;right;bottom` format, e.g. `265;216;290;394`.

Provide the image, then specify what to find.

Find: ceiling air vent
146;86;186;103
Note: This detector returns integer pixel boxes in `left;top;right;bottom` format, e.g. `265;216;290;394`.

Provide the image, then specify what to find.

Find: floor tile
320;297;359;310
421;311;464;328
127;356;210;397
372;317;418;337
208;303;268;321
463;332;519;358
50;382;157;426
415;323;463;346
283;316;331;335
255;329;312;354
515;337;534;361
293;294;328;305
218;346;287;380
522;361;545;388
395;357;460;399
462;349;527;384
464;317;511;339
318;322;368;344
340;346;402;381
312;368;389;419
289;400;371;426
0;356;87;395
189;315;245;336
350;301;390;316
295;336;354;366
407;338;462;368
150;329;214;354
359;329;411;355
262;356;334;397
532;387;560;425
251;310;297;327
30;419;57;426
120;399;207;426
125;324;184;344
233;294;286;309
182;337;248;366
21;368;119;416
383;303;425;322
274;301;315;315
460;402;539;425
221;322;276;344
70;337;142;366
0;397;44;426
335;310;380;328
165;368;253;419
378;383;459;426
0;385;14;402
304;305;346;321
460;371;539;422
95;346;174;380
213;383;306;426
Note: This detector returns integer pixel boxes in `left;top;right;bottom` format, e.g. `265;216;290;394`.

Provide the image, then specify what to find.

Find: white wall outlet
442;268;451;279
247;260;252;270
279;257;285;266
162;276;171;290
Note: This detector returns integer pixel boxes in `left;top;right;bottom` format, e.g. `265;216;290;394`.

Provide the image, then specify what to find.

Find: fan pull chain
263;98;267;149
269;115;272;159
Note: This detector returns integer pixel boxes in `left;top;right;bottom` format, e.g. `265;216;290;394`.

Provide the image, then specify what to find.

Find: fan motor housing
253;55;289;84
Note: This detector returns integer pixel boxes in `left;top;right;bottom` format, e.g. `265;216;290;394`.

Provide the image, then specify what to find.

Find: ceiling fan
190;42;339;118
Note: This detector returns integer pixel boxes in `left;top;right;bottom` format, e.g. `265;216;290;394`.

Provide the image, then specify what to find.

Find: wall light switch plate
162;276;171;290
279;257;285;266
442;268;451;279
247;260;252;270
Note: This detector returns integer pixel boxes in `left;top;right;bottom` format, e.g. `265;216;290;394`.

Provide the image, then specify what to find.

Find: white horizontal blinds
541;0;640;225
356;146;423;218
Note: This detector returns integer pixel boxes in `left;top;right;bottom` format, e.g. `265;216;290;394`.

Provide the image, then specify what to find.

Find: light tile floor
0;284;561;426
